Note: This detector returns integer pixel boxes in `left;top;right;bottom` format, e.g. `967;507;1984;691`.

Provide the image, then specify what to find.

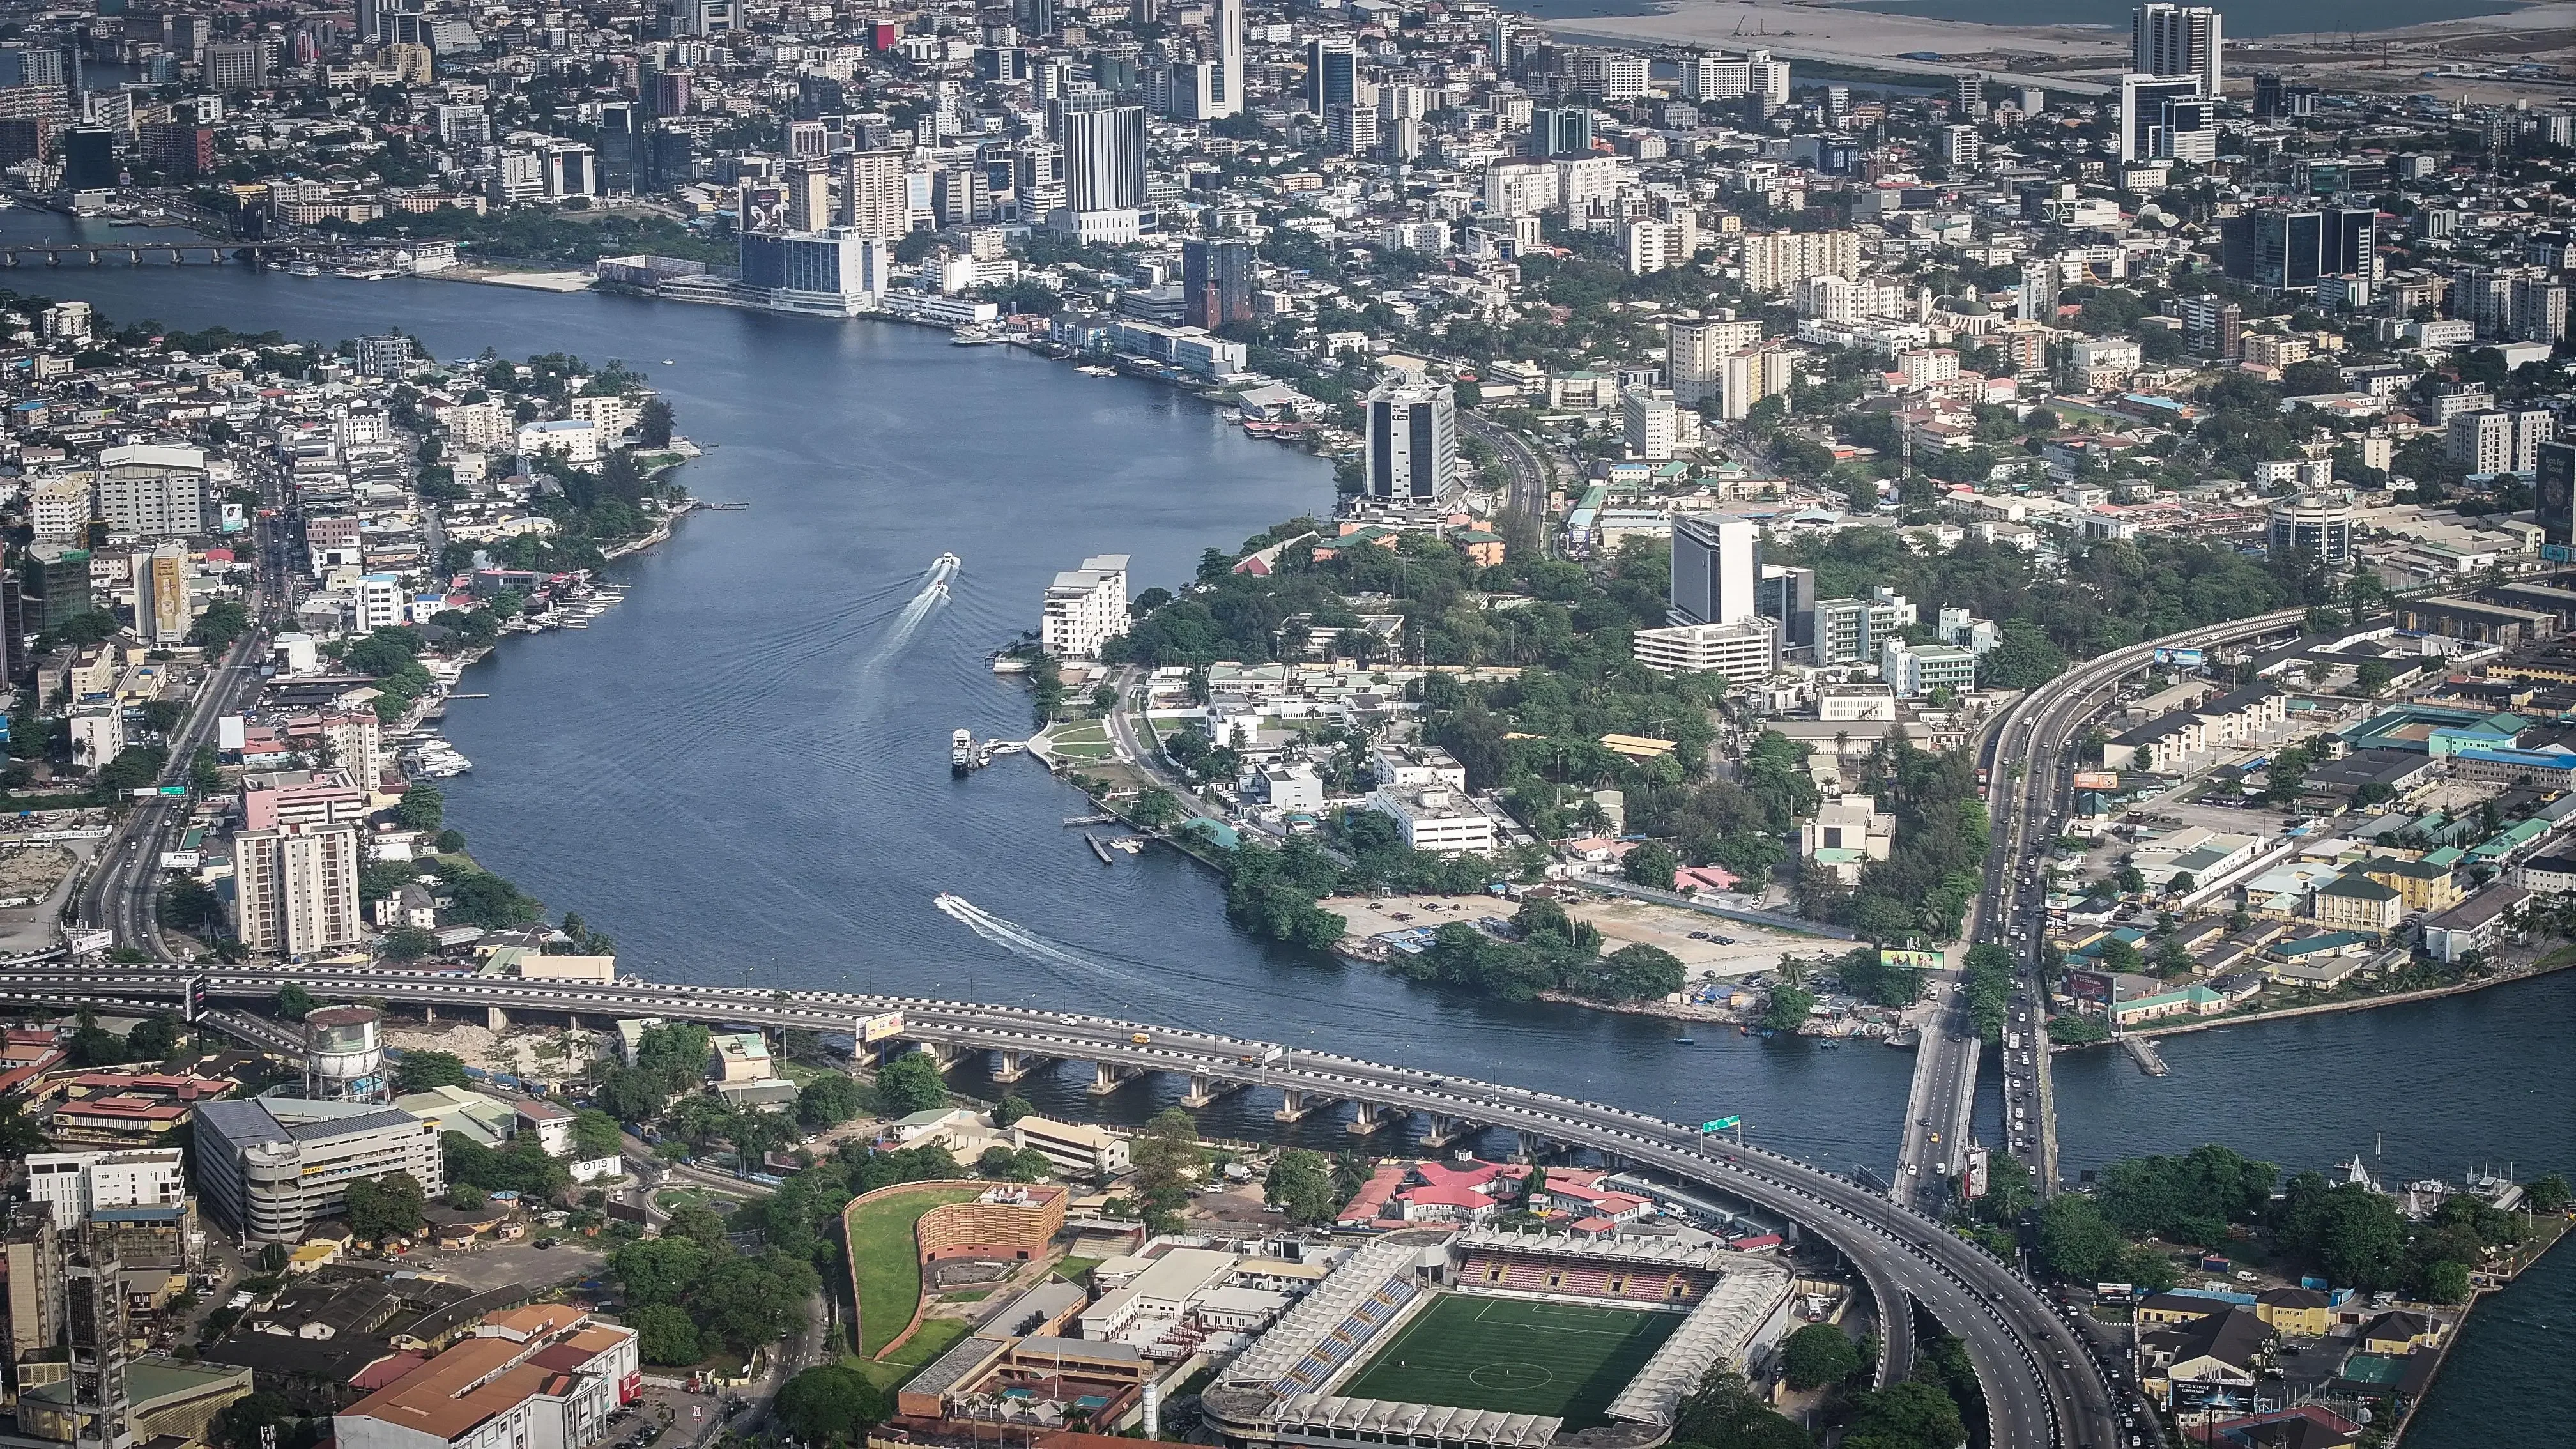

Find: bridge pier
1085;1060;1142;1096
1421;1114;1476;1149
1179;1071;1248;1109
990;1048;1052;1083
1273;1088;1340;1123
914;1041;960;1070
1514;1129;1552;1161
486;1006;509;1031
1346;1100;1401;1136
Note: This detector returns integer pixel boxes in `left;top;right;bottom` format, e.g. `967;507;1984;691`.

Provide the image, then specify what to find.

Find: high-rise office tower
2133;3;2221;96
1183;237;1254;330
1365;383;1456;500
2220;206;2375;293
1052;90;1145;212
1528;105;1591;158
234;821;364;957
1306;40;1356;115
2118;72;2213;164
1212;0;1242;117
596;103;638;194
1670;514;1757;626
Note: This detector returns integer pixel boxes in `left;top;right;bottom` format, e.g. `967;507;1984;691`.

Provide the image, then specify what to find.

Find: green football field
1335;1292;1682;1427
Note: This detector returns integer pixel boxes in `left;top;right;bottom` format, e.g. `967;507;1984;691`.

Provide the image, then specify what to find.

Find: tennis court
1335;1292;1681;1427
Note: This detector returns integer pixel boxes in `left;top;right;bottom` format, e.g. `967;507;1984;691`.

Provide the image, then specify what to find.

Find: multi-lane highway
1891;607;2312;1213
0;962;2126;1449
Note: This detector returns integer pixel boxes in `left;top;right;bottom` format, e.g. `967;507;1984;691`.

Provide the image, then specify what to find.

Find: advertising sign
857;1010;907;1045
1963;1146;1990;1201
2072;770;2120;792
2152;647;2205;668
1699;1116;1741;1133
1880;947;1945;971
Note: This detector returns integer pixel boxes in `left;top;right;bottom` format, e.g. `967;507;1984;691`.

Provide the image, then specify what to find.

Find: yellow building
2255;1287;2333;1337
2357;857;2463;913
2313;873;2404;933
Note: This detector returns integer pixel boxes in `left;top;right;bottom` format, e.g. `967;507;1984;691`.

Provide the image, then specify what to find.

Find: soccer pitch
1335;1292;1682;1428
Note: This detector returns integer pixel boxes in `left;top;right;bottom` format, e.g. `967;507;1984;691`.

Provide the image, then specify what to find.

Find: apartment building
234;820;365;957
1040;554;1130;659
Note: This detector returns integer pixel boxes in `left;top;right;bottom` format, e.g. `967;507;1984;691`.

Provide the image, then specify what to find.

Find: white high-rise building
1667;318;1763;408
1740;230;1860;294
1053;89;1145;213
1213;0;1242;118
2133;3;2221;96
1623;388;1682;461
235;820;365;958
1671;514;1757;626
1042;554;1131;659
1365;383;1456;500
96;444;209;538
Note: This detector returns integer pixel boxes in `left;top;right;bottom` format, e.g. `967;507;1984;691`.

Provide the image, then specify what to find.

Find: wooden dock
2122;1035;2170;1077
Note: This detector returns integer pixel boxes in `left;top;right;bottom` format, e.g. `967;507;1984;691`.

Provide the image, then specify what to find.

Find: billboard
2071;770;2120;792
1699;1116;1741;1133
1880;947;1944;971
2152;647;2205;668
1962;1146;1990;1201
857;1010;907;1045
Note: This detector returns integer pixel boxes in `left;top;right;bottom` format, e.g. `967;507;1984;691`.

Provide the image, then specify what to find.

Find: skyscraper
1670;515;1757;627
133;544;187;650
2133;3;2221;96
1212;0;1242;118
1306;40;1356;115
2118;73;2213;164
1183;237;1254;329
1365;383;1456;501
1052;89;1145;213
2538;440;2576;551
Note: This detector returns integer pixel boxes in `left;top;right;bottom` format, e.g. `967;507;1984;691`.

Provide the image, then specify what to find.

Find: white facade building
235;820;365;957
25;1148;187;1228
1367;785;1495;854
1041;554;1130;659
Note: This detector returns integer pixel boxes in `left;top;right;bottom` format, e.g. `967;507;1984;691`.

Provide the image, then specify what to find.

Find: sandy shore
1542;0;2125;65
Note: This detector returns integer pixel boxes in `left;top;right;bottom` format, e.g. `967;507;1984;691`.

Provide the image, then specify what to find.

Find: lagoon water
4;209;2560;1433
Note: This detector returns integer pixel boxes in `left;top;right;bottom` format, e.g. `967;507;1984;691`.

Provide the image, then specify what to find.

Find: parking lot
1330;892;1822;978
392;1236;609;1291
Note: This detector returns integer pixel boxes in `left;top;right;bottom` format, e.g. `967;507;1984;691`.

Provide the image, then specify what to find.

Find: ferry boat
952;728;977;775
1075;364;1119;377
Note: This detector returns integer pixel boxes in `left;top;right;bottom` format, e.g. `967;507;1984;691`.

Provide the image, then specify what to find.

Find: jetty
2122;1035;2170;1077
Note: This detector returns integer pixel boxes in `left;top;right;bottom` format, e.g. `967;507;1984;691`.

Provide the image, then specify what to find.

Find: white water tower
303;1005;388;1103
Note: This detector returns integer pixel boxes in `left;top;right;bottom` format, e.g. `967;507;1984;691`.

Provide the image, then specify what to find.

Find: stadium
1200;1228;1795;1449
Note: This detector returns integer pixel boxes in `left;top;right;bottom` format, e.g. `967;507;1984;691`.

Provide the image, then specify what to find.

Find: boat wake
933;893;1160;994
864;555;959;670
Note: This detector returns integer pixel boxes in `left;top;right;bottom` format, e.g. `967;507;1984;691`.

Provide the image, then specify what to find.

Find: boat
285;261;323;278
1075;364;1119;376
1671;1034;1697;1045
951;324;999;345
951;728;976;776
932;892;971;920
661;359;676;365
933;550;962;571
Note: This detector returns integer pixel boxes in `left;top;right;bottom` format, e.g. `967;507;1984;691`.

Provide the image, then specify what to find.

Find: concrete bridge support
487;1006;509;1031
990;1048;1052;1083
1273;1088;1340;1123
1346;1100;1402;1136
1514;1129;1552;1161
914;1041;962;1070
1421;1114;1477;1149
1086;1060;1143;1096
1180;1072;1249;1109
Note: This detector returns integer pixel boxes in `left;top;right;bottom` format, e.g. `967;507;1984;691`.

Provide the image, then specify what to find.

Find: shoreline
2057;954;2576;1052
